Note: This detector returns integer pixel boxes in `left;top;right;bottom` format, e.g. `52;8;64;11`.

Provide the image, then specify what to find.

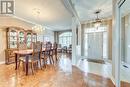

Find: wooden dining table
14;48;54;75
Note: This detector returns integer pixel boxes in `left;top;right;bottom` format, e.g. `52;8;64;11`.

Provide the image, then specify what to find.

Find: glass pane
59;32;72;47
27;33;31;48
32;34;37;42
9;30;17;48
19;32;25;44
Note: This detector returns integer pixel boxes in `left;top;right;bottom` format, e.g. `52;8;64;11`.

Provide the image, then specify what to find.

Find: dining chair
19;42;27;50
47;42;54;64
36;41;41;44
53;42;58;61
62;46;67;53
40;42;48;69
18;42;27;70
40;42;54;69
57;44;62;53
18;42;41;74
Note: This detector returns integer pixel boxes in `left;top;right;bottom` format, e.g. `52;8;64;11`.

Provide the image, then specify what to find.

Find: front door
87;32;103;59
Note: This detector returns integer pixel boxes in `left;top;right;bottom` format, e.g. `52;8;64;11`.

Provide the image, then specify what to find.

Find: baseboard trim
110;75;115;85
0;61;5;65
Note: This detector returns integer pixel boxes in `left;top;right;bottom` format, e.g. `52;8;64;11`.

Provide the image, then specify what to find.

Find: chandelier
32;8;45;34
93;10;102;28
32;25;45;34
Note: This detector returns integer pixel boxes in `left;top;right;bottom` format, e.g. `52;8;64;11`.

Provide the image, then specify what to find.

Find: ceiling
13;0;112;31
72;0;112;22
15;0;72;31
121;0;130;17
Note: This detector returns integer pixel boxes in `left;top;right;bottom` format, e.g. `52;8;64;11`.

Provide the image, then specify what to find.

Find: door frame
113;0;126;87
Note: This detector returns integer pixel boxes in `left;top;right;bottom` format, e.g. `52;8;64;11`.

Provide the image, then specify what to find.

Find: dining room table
13;48;54;75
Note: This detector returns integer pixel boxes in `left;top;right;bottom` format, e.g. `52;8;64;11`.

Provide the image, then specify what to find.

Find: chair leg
31;63;34;74
51;55;54;64
49;56;52;64
43;59;47;68
18;60;21;69
40;59;42;69
37;61;39;70
55;54;58;61
22;62;25;71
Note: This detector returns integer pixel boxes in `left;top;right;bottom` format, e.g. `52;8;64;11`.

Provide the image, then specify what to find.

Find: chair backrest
69;44;72;49
58;44;61;48
63;46;67;49
42;42;46;49
36;41;41;44
32;42;42;60
53;42;57;49
19;42;26;50
46;42;52;51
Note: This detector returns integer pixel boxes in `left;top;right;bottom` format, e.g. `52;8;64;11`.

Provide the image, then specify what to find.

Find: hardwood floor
0;54;129;87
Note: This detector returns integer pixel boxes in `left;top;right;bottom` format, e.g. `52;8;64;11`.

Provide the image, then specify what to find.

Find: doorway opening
84;27;108;60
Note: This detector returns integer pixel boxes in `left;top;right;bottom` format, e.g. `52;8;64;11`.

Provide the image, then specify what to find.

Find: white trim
0;61;5;65
112;0;122;87
110;76;116;85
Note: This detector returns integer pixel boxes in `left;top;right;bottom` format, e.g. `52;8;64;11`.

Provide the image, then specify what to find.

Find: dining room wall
0;29;6;63
0;16;35;64
0;16;54;64
54;30;72;44
37;29;54;43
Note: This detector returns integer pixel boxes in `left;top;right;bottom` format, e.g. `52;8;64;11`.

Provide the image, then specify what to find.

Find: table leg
25;55;29;75
15;53;18;70
55;49;57;61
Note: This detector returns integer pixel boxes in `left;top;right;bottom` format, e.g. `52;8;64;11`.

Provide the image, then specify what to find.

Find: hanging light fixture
32;8;45;34
32;25;45;34
93;10;102;28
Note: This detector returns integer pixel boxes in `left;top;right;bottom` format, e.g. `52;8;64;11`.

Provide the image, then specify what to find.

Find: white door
87;32;103;59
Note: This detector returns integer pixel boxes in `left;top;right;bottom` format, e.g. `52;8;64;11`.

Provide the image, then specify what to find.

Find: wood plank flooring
0;55;129;87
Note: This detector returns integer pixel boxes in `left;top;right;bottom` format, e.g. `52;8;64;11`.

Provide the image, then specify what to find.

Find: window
59;32;72;47
43;36;50;42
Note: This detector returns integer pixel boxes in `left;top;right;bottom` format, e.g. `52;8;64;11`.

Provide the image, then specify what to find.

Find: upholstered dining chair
40;42;48;69
46;42;54;64
18;42;27;70
40;42;54;69
53;42;58;61
18;42;41;74
19;42;27;50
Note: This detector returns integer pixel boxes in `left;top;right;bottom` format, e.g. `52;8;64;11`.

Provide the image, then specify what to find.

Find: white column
72;17;77;65
81;24;84;56
76;24;81;57
112;0;120;87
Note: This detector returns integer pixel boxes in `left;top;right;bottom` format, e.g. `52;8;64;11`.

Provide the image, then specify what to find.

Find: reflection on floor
0;54;129;87
120;63;130;82
77;59;112;78
77;58;130;87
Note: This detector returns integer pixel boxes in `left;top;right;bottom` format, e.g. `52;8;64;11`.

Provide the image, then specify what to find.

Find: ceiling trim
63;0;80;25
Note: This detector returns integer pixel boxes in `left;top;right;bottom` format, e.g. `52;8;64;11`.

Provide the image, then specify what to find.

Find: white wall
0;29;6;62
37;29;54;43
